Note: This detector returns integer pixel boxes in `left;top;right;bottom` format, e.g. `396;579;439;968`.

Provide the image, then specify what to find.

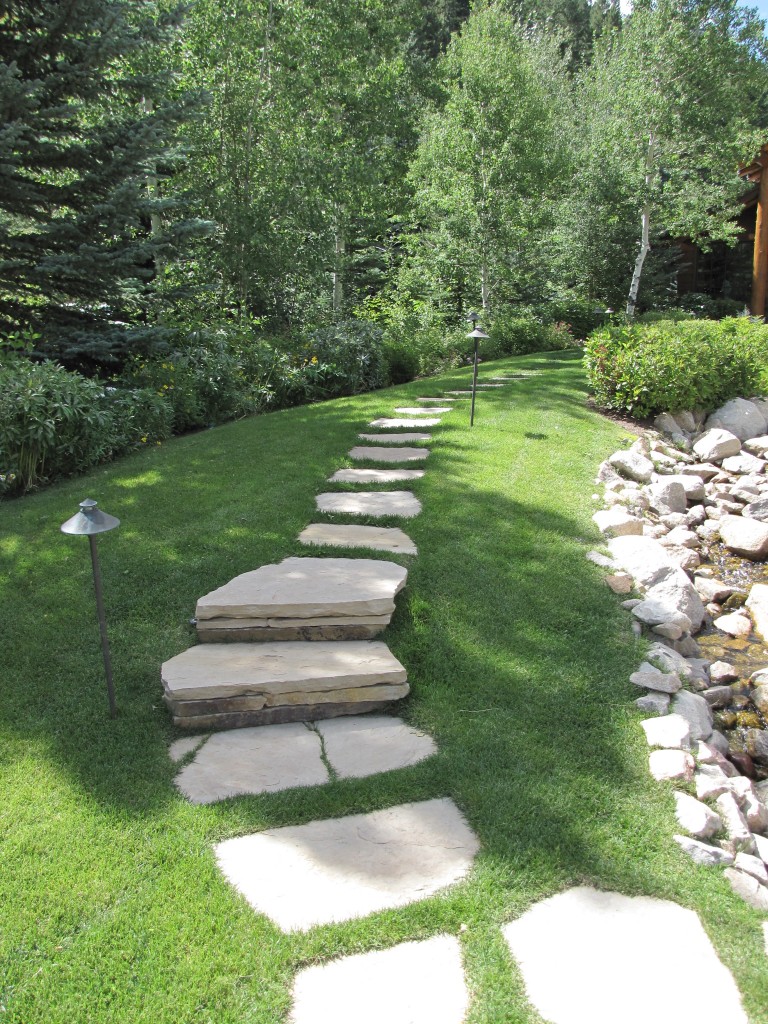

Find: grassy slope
1;351;766;1023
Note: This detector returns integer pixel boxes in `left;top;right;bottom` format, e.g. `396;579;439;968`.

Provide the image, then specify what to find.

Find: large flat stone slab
214;797;479;931
289;936;469;1024
196;557;407;622
349;446;430;463
175;724;327;803
416;397;456;402
394;406;453;415
317;715;436;778
358;432;432;444
162;640;408;702
298;524;417;555
316;491;422;518
503;887;748;1024
328;468;424;483
369;418;441;429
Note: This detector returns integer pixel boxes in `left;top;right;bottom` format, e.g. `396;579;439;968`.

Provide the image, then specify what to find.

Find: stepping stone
316;491;421;518
175;723;326;803
416;396;456;402
444;391;473;396
394;406;453;415
298;524;417;555
503;887;748;1024
169;735;206;763
350;446;429;463
318;715;436;778
369;418;441;429
289;936;469;1024
214;797;479;931
475;383;506;388
328;468;424;483
162;640;409;728
195;557;407;641
358;432;432;444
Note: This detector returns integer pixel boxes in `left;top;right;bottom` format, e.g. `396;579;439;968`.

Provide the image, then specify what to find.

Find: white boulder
705;398;767;441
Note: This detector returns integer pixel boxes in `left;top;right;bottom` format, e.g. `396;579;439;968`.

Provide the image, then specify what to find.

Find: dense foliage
584;318;768;417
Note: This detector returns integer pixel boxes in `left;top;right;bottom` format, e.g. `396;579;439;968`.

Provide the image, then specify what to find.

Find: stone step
316;491;421;518
298;523;416;554
162;640;409;729
369;417;441;429
416;396;456;402
358;432;432;444
394;406;453;415
350;445;430;463
195;556;407;641
328;468;424;484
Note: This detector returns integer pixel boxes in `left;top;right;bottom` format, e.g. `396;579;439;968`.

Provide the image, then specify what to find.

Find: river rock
715;792;755;853
743;434;768;456
592;508;644;537
723;868;768;910
641;714;691;749
692;429;742;462
746;583;768;639
644;480;687;515
741;495;768;521
632;600;692;631
643;575;705;632
672;689;713;741
645;642;692;679
709;660;738;684
661;527;700;549
705;398;767;441
713;612;752;638
635;692;670;715
718;515;768;560
734;851;768;885
606;573;633;594
721;453;766;475
751;684;768;717
649;749;695;781
746;728;768;763
608;449;654;484
630;663;683;694
731;778;768;832
674;792;721;838
694;766;734;801
661;546;701;572
694;576;734;603
673;835;734;866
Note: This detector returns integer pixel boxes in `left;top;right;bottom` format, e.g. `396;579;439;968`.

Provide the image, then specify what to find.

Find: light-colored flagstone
328;468;424;484
169;735;206;763
349;446;430;463
358;432;432;444
369;418;441;429
298;524;417;555
317;715;436;778
196;557;408;622
416;397;456;402
214;797;479;931
502;887;748;1024
316;491;421;518
444;391;473;396
394;406;453;415
175;724;327;803
289;936;469;1024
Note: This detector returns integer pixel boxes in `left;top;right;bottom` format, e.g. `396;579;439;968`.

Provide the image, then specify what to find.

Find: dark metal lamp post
61;498;121;718
466;311;489;427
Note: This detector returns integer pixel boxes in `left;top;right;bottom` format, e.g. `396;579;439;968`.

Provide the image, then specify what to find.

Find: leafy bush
584;317;768;418
302;320;388;395
487;309;576;356
539;295;607;339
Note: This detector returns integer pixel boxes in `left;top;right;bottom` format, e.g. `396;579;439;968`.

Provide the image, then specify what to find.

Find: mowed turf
1;350;766;1023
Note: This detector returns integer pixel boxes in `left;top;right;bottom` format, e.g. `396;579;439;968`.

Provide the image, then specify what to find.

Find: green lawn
2;351;766;1023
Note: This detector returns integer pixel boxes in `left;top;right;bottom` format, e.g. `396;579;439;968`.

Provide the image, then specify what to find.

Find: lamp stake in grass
466;311;489;427
61;498;121;718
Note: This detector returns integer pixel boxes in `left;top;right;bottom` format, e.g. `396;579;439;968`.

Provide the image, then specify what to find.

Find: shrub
487;308;577;356
584;317;768;418
301;320;388;396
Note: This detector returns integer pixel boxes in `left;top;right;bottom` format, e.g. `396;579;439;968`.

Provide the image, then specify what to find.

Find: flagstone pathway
162;375;756;1022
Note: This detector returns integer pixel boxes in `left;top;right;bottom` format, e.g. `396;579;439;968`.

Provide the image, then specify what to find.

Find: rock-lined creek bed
591;396;768;911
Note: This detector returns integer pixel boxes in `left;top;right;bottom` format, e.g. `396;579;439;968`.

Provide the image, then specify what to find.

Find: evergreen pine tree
0;0;209;368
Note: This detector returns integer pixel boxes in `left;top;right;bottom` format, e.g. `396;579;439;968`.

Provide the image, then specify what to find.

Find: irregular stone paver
349;446;430;463
358;432;432;444
169;735;206;762
444;391;473;395
394;406;453;415
502;887;748;1024
316;491;422;518
289;936;469;1024
175;724;327;803
298;524;417;555
416;397;456;402
317;715;437;779
196;557;408;623
328;467;424;483
214;797;479;931
369;418;441;429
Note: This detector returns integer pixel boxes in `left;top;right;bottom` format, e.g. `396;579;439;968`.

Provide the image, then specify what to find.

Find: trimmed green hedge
584;317;768;418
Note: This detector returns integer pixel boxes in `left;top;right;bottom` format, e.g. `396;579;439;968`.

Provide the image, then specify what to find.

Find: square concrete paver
214;797;480;931
503;887;748;1024
317;715;436;778
298;524;417;555
290;936;469;1024
175;724;327;804
316;491;422;518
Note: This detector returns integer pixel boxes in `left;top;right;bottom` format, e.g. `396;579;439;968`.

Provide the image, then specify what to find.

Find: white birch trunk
626;134;656;318
481;263;490;312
